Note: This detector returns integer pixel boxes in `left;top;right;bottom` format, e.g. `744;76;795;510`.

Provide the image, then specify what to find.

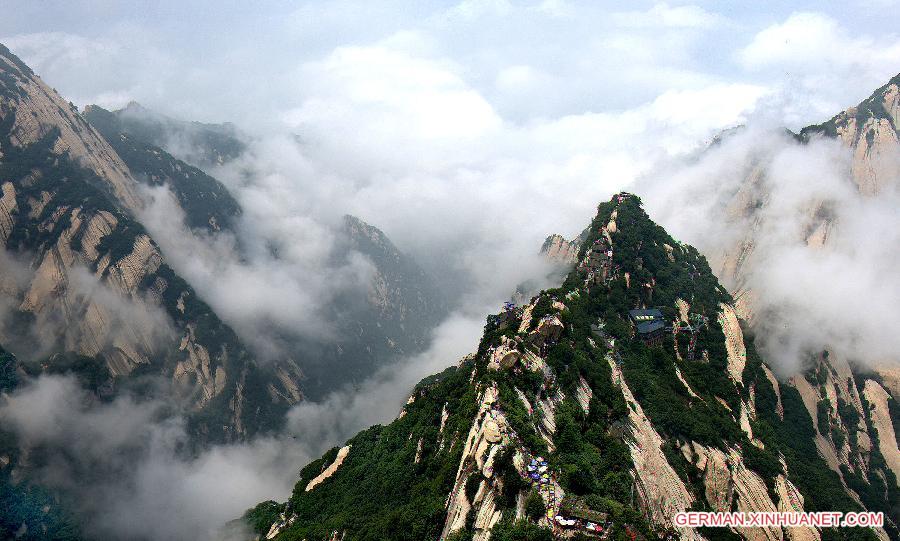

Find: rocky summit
0;44;448;540
0;17;897;541
245;193;897;541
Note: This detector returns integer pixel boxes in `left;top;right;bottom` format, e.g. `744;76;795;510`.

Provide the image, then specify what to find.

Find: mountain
540;234;580;266
0;43;290;443
79;103;447;395
0;42;450;540
0;41;449;430
704;74;900;528
82;104;243;233
85;101;246;170
342;215;448;354
295;215;449;396
799;74;900;196
244;194;896;541
713;73;900;321
0;346;83;540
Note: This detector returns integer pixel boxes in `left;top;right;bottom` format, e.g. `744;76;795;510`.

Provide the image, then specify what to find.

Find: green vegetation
83;102;246;168
0;87;288;444
800;72;900;141
245;361;479;541
84;105;242;233
245;193;892;540
490;519;553;541
0;344;17;392
0;347;84;541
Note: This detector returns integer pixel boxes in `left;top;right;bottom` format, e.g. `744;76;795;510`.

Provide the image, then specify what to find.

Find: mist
0;374;304;540
1;2;900;540
639;126;900;374
0;250;175;365
0;307;487;541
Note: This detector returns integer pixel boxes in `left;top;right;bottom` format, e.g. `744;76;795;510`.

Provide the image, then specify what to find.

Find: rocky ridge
0;43;300;441
245;194;895;541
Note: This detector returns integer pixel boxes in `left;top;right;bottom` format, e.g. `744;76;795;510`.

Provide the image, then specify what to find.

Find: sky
3;3;899;260
1;2;900;539
2;2;898;258
2;1;899;129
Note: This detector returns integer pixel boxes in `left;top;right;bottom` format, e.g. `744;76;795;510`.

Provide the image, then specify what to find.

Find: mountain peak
83;100;247;169
796;72;900;196
123;100;146;112
0;44;144;212
801;71;900;140
245;190;893;540
0;42;34;77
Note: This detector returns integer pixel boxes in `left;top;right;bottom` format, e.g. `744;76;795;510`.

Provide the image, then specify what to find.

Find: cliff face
0;44;451;436
0;45;142;213
540;234;579;266
713;73;900;316
83;104;243;233
82;103;448;398
289;215;450;397
697;75;900;515
0;45;455;540
342;214;448;344
245;194;894;541
800;74;900;196
0;44;297;441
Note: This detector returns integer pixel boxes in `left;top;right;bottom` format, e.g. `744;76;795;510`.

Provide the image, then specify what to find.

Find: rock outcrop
0;43;301;442
540;234;579;265
245;193;893;541
0;45;142;212
691;72;900;516
801;74;900;195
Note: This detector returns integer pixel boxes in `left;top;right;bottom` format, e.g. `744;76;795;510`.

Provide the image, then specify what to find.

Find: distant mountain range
0;41;897;541
0;43;447;539
246;75;900;540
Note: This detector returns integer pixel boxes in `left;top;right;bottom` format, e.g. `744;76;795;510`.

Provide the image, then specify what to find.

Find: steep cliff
540;234;580;266
713;72;900;315
82;104;243;233
83;104;448;398
290;215;450;396
0;43;450;435
245;194;893;541
800;74;900;196
85;100;246;170
695;74;900;515
0;43;298;442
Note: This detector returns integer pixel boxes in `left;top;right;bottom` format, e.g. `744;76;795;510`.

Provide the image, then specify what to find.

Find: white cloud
0;375;303;541
2;4;900;538
2;29;174;109
612;3;728;29
738;12;900;70
737;12;900;123
495;64;541;91
284;42;503;143
286;309;485;446
446;0;514;20
639;127;900;374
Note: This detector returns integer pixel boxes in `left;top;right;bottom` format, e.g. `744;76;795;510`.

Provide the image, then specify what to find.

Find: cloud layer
0;3;898;540
639;128;900;374
0;374;305;541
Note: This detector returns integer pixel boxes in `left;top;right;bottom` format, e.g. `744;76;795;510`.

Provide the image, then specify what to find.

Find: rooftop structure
627;309;666;346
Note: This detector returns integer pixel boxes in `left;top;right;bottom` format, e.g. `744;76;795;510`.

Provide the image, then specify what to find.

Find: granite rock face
0;43;300;442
